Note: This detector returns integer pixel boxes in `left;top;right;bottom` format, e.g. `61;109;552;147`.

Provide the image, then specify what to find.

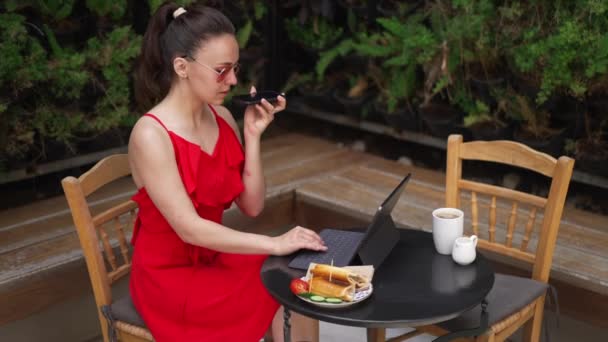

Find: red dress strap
145;108;217;128
207;104;219;117
143;113;169;131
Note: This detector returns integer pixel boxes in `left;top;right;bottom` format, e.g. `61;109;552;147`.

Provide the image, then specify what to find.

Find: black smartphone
231;90;283;105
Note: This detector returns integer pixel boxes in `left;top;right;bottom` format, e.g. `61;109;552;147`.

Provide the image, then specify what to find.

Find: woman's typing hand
271;226;327;256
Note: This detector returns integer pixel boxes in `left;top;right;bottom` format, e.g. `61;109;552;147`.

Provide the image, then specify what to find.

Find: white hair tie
173;7;187;19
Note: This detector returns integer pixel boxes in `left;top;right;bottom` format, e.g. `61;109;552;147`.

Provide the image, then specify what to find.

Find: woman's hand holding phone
242;86;286;138
232;90;283;105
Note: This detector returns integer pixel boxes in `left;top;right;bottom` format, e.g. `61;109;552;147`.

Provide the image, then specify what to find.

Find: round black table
261;228;495;341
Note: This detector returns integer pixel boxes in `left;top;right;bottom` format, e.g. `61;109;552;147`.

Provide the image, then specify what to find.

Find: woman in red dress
128;3;326;341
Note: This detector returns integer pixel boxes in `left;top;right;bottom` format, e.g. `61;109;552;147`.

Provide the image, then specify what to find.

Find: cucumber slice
298;292;314;299
325;297;343;304
310;295;326;302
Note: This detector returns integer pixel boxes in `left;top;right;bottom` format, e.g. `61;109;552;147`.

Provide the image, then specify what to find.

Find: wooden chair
380;134;574;342
62;154;153;342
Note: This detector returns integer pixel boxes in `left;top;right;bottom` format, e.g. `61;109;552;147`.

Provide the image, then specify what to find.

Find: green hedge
1;1;146;166
0;0;266;171
282;0;608;161
4;1;608;170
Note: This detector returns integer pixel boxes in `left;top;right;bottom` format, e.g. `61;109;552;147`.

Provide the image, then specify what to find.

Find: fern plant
462;100;492;127
501;89;556;139
0;2;142;165
0;13;51;158
5;0;76;21
285;16;343;52
506;1;608;103
315;13;438;104
84;26;142;130
235;1;266;49
367;15;438;111
315;37;356;81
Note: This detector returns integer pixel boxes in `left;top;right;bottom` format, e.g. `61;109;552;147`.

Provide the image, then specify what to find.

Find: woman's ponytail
134;2;179;109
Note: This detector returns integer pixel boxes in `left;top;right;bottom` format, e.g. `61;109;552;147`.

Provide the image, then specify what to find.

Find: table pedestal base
284;308;292;342
432;299;489;342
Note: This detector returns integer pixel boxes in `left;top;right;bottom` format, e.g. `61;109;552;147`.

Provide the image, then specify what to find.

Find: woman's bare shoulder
131;115;167;142
128;114;173;158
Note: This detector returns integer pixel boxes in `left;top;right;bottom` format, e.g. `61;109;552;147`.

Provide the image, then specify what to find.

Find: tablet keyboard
288;229;365;270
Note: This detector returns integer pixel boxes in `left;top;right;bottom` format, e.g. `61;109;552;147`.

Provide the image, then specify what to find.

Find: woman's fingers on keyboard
296;226;326;245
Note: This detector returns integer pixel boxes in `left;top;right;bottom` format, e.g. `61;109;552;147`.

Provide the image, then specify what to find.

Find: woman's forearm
237;135;266;216
179;215;276;254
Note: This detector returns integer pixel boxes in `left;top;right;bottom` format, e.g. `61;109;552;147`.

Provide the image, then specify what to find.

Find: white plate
296;277;373;308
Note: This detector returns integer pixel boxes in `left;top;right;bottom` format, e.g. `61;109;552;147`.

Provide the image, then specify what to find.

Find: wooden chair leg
117;331;153;342
474;332;495;342
522;296;546;342
385;329;425;342
367;327;386;342
98;312;110;342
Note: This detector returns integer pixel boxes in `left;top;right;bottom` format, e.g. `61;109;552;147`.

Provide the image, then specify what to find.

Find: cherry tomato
289;278;309;295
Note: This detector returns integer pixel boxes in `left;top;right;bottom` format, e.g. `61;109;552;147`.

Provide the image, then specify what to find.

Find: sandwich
309;263;371;289
309;276;355;302
302;263;374;302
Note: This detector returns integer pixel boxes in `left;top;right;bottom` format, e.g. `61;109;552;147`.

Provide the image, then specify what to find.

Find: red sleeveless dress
129;107;279;342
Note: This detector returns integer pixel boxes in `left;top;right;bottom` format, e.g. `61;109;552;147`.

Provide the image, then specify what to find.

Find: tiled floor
319;324;433;342
81;304;606;342
318;310;608;342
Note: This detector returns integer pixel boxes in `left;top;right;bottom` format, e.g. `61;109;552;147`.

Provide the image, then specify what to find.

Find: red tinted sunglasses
184;55;240;82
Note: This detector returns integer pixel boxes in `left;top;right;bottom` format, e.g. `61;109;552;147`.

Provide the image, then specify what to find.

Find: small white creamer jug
451;235;478;266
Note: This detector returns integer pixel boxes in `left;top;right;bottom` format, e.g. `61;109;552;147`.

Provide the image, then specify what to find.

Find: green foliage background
0;1;146;168
0;0;266;171
291;0;608;144
2;0;608;171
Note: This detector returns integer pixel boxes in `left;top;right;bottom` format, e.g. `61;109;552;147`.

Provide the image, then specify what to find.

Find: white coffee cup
452;235;478;266
432;208;464;255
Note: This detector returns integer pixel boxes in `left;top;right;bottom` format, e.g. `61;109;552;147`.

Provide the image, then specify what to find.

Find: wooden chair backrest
62;154;136;309
445;135;574;283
